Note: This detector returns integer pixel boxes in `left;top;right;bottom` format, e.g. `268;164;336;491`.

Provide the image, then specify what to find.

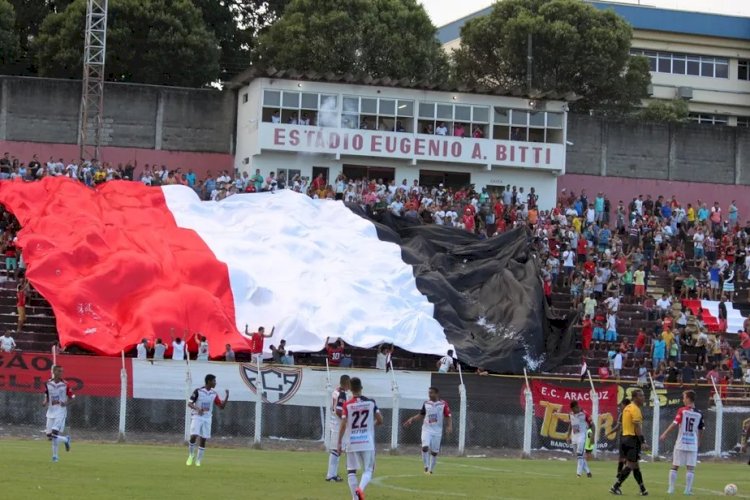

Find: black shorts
620;436;641;463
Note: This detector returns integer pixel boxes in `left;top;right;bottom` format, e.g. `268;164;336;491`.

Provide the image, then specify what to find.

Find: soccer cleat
186;455;194;466
640;489;649;496
610;485;623;495
64;436;71;452
355;487;365;499
52;456;59;463
667;488;674;495
587;473;592;478
577;474;581;478
195;461;201;467
683;492;692;496
325;476;343;482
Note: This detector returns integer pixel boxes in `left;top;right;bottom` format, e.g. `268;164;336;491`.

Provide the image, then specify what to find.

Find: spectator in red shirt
739;329;750;359
246;325;274;364
634;328;648;359
581;315;593;356
325;337;345;367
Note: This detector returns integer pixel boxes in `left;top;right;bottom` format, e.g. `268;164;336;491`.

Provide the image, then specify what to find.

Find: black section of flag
349;207;576;374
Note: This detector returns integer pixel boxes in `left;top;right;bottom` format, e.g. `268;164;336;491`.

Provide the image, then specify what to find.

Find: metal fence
0;354;747;462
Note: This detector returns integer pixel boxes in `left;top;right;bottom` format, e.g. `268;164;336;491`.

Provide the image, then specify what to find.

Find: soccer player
326;374;351;482
186;374;229;467
741;420;750;465
609;397;631;479
660;390;705;495
566;400;594;478
403;386;452;474
338;377;383;500
610;388;649;496
43;365;73;462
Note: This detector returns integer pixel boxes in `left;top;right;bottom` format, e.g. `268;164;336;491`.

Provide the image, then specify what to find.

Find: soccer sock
668;469;677;492
617;461;624;475
188;442;196;457
360;470;373;490
685;471;695;493
196;447;205;462
576;456;584;475
51;438;59;458
429;454;438;473
633;468;645;490
582;459;590;474
327;450;340;478
347;472;358;497
422;451;430;469
615;466;631;486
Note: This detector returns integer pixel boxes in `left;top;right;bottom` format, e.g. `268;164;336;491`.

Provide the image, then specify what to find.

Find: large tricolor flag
0;178;570;373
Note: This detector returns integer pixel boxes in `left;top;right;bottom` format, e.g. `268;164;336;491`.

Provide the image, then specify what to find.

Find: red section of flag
0;352;130;396
682;299;719;332
0;178;245;357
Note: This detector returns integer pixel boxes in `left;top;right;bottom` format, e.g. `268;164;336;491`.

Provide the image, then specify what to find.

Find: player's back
343;395;378;452
330;387;348;426
674;406;704;451
569;411;589;438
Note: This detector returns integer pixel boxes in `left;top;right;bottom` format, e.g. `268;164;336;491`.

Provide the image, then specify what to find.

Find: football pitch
1;439;748;499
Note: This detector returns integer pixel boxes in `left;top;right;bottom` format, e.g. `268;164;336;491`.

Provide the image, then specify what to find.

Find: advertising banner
131;361;431;410
0;352;127;396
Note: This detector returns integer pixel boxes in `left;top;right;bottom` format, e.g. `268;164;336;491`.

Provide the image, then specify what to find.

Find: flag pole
647;371;660;461
388;358;400;454
586;369;599;458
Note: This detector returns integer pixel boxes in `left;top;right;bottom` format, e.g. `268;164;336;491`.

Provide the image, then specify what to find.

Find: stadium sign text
260;123;565;170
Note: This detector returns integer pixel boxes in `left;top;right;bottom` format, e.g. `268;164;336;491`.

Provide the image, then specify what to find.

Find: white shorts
189;415;212;439
421;431;442;453
46;414;66;435
672;449;697;467
572;437;586;456
347;450;375;472
326;425;341;451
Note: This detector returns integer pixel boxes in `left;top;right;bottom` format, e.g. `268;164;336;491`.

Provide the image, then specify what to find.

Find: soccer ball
724;483;738;496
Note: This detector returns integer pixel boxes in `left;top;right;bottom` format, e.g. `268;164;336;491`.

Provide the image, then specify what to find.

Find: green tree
35;0;220;87
4;0;72;74
452;0;650;113
254;0;448;82
192;0;291;82
0;0;20;68
639;99;689;123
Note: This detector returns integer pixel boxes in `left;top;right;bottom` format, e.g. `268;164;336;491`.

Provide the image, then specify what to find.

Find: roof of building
228;67;575;101
437;1;750;44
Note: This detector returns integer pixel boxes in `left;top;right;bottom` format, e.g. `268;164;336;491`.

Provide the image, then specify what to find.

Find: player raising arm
565;400;594;478
610;389;648;496
43;365;74;462
338;377;383;500
404;387;452;475
186;374;229;467
660;390;704;495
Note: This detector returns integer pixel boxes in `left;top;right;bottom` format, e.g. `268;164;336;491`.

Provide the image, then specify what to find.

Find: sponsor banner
131;361;431;410
526;380;711;452
0;352;128;397
260;123;565;170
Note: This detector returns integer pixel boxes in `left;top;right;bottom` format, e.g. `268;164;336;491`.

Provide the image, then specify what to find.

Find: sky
420;0;750;28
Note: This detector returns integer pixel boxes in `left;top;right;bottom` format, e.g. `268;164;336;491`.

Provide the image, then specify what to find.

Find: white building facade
233;76;568;210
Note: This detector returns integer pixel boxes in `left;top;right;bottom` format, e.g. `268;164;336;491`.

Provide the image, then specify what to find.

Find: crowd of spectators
2;150;750;385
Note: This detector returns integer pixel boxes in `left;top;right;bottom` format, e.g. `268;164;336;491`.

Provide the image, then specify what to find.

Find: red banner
0;352;129;397
528;380;619;417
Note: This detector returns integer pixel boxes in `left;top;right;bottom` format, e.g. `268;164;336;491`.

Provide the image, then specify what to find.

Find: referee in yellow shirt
610;389;649;496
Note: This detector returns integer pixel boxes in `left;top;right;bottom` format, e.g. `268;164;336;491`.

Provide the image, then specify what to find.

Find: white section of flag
131;360;431;409
700;300;745;333
161;187;452;356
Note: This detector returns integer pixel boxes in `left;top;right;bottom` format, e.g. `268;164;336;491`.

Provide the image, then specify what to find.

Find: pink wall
0;140;234;179
558;174;750;225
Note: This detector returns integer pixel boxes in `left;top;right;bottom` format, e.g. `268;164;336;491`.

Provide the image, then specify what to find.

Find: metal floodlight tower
79;0;108;162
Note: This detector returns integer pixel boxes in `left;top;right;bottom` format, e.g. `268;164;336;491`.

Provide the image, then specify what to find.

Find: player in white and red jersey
338;377;383;500
325;374;350;482
659;390;704;495
566;400;594;478
403;387;452;474
43;365;74;462
186;374;229;467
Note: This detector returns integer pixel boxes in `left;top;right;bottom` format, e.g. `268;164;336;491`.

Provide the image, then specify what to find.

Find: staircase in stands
0;278;57;353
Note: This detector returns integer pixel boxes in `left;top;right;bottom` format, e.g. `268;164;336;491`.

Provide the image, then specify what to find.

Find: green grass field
1;439;748;499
